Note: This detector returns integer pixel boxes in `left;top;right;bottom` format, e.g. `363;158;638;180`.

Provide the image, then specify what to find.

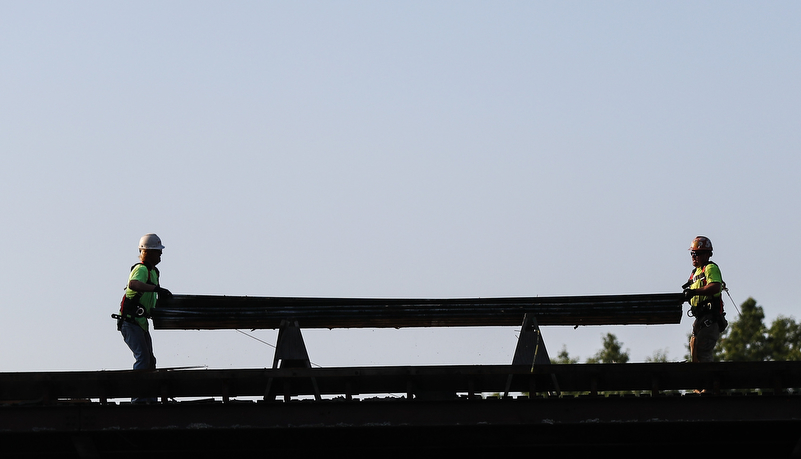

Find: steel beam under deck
2;389;801;458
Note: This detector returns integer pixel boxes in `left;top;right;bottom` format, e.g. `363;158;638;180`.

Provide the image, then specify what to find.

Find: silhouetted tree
586;333;629;363
552;345;578;364
766;316;801;360
716;297;769;361
646;349;670;362
703;297;801;361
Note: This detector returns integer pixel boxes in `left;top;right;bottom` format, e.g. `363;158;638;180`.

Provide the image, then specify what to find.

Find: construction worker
118;234;173;382
683;236;727;362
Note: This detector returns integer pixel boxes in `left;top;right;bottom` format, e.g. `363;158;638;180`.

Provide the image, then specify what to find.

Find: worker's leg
121;321;157;403
692;320;720;363
121;321;155;370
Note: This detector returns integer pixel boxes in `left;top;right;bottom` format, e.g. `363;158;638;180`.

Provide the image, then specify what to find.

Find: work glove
683;288;697;300
155;286;173;299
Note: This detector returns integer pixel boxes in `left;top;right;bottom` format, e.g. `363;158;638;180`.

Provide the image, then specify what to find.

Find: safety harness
113;263;159;330
684;261;728;332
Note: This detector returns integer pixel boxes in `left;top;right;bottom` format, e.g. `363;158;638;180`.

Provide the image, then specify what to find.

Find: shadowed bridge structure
3;293;800;458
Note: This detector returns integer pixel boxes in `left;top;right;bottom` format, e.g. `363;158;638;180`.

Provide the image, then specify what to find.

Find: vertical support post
160;381;169;405
651;375;661;397
345;382;353;401
221;380;230;404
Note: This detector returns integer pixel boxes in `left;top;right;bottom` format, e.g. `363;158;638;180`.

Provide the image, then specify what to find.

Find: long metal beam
152;292;685;329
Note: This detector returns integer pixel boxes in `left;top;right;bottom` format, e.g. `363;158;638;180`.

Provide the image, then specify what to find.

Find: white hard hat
139;233;165;250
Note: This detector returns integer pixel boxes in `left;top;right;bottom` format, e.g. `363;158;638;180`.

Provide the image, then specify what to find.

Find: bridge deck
2;362;801;458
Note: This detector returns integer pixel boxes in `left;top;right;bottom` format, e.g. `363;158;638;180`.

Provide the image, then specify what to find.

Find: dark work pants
121;321;157;402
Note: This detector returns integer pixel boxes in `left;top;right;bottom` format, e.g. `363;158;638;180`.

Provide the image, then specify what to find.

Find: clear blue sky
1;1;799;371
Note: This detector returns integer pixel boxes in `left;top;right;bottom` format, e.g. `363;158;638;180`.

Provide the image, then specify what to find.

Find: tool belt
691;301;728;333
690;301;716;318
113;293;151;330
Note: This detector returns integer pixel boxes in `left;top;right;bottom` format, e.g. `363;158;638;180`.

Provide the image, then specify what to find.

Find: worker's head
138;233;164;266
139;233;165;251
689;236;712;267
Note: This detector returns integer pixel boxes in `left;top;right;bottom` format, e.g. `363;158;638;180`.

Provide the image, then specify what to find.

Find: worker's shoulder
704;261;723;278
129;262;158;279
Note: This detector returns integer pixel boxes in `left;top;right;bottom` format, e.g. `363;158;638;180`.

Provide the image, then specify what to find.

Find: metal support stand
265;320;321;401
272;320;312;369
511;314;551;367
505;314;560;397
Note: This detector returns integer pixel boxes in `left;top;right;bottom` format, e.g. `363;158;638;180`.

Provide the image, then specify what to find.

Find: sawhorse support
505;314;560;396
272;319;313;369
264;319;321;401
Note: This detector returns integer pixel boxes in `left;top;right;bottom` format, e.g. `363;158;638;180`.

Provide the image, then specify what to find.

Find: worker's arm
128;280;172;299
685;281;722;299
128;280;157;292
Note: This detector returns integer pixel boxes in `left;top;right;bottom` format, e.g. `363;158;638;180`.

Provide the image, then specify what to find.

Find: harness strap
686;262;729;333
116;263;159;324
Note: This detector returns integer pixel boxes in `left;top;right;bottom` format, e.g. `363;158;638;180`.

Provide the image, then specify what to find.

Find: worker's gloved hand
683;288;696;300
155;286;173;299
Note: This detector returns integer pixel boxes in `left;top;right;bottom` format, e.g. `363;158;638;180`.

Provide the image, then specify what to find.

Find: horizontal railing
1;361;799;404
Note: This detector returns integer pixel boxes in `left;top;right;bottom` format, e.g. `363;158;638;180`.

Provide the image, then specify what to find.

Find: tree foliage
552;345;579;364
766;317;801;360
586;333;629;364
555;297;801;364
715;297;801;361
716;297;768;361
645;349;670;362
